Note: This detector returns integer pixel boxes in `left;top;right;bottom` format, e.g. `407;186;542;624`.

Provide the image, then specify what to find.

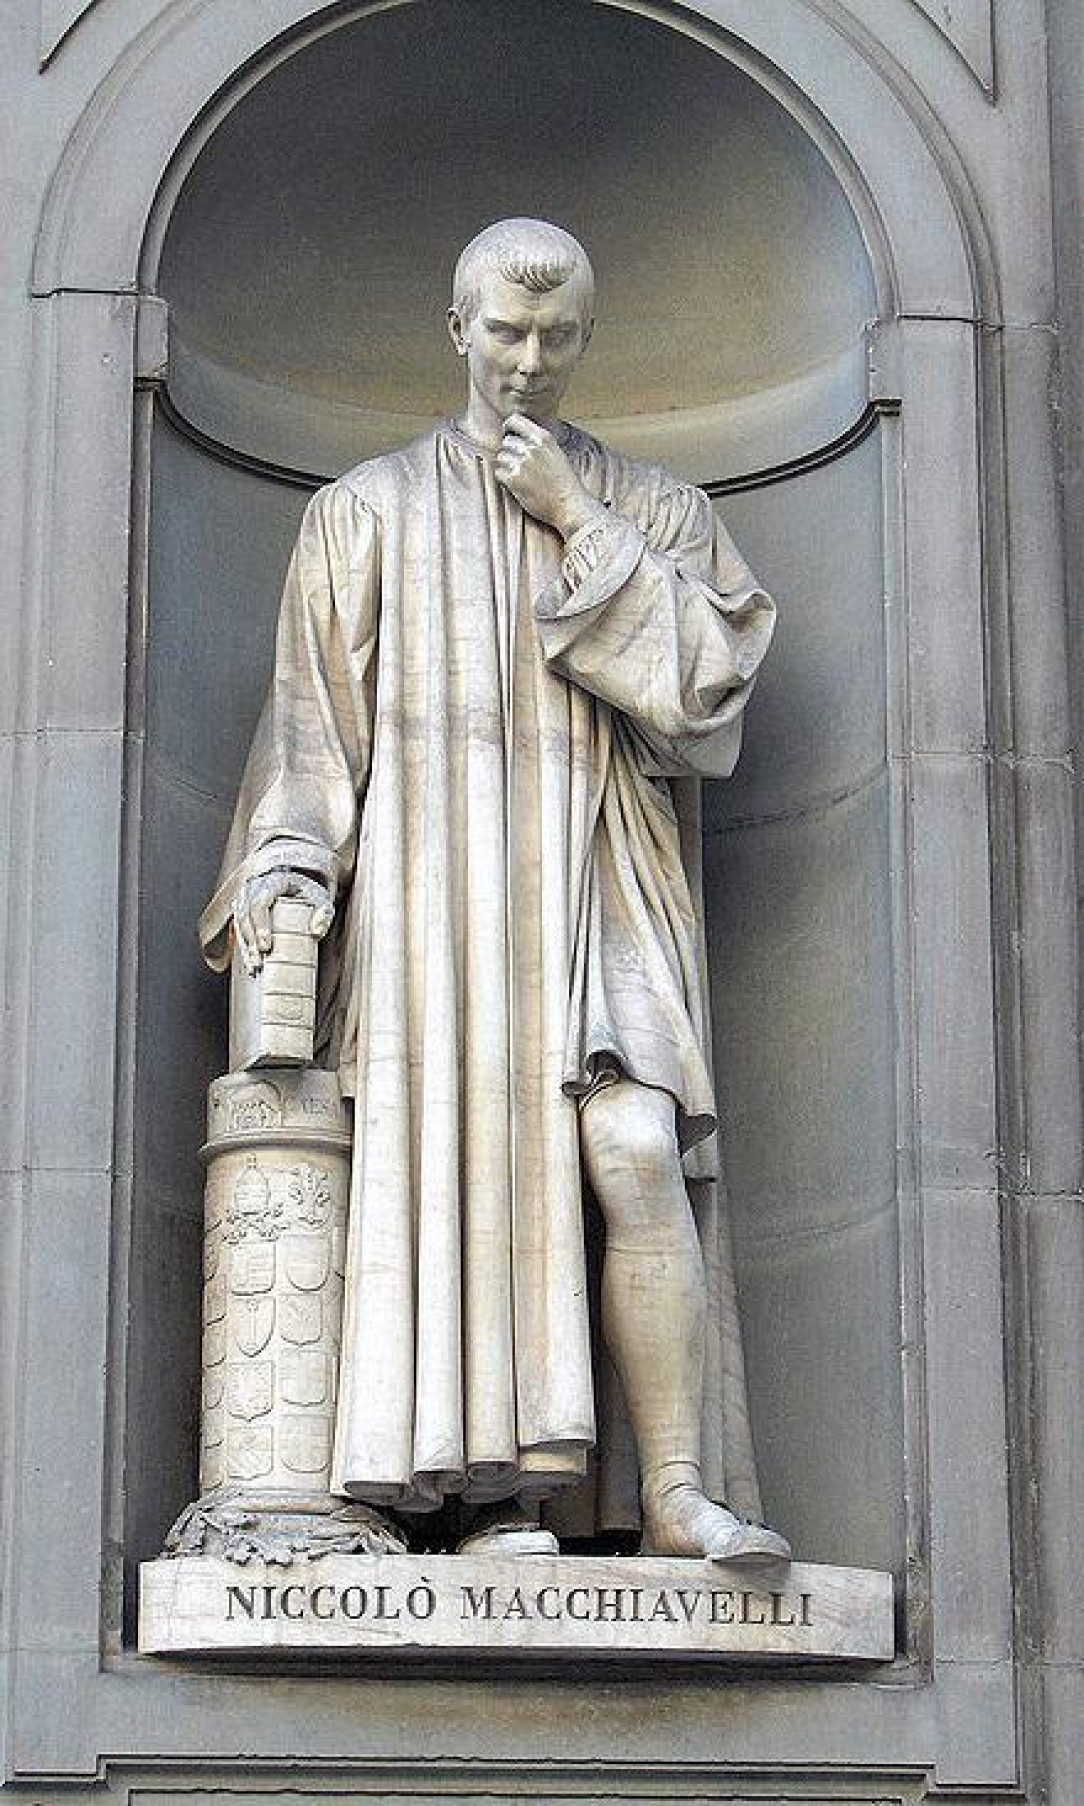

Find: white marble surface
5;0;1076;1792
195;221;780;1557
195;1067;351;1502
229;897;319;1069
139;1553;893;1663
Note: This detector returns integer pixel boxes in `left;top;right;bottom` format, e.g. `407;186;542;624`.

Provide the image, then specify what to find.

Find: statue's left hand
495;415;607;539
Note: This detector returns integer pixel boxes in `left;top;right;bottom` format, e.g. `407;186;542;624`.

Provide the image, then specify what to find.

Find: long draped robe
200;422;776;1522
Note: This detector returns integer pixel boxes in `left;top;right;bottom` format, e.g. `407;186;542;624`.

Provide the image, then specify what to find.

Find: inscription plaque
139;1555;894;1663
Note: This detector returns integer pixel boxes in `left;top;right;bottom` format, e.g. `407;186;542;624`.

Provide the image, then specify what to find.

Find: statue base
162;1488;406;1564
138;1553;894;1664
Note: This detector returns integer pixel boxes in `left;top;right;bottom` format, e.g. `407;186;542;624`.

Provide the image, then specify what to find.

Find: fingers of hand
497;433;551;493
495;449;530;491
502;417;552;448
233;870;334;968
505;413;548;442
234;891;262;974
497;434;533;472
501;425;538;450
251;889;275;956
290;872;334;918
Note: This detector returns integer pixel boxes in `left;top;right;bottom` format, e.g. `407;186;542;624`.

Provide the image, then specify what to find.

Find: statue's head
447;218;595;430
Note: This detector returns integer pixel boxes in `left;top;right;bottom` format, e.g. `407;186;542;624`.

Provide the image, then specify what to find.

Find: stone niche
128;0;899;1638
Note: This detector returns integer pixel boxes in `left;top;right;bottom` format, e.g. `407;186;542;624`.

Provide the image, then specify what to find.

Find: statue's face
448;270;591;427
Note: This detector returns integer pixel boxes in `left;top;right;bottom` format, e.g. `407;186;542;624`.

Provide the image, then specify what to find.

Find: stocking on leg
581;1078;790;1567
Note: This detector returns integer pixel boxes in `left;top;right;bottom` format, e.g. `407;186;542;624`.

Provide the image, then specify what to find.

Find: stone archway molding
11;3;1028;1796
31;0;993;326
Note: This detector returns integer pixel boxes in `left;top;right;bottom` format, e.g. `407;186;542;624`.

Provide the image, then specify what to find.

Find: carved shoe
642;1481;792;1570
457;1503;559;1557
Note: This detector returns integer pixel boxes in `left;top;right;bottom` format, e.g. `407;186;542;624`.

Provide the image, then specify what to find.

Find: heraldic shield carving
162;1067;401;1562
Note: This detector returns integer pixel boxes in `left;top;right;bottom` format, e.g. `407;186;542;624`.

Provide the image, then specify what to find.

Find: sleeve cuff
535;516;644;627
246;839;338;888
561;517;611;588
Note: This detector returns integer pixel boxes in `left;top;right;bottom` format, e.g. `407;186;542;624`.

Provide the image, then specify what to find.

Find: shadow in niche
122;0;901;1641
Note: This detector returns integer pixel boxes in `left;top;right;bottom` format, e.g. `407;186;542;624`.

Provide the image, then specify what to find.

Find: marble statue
194;219;789;1567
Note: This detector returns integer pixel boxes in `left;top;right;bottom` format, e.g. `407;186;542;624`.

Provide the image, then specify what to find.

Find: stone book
229;898;319;1070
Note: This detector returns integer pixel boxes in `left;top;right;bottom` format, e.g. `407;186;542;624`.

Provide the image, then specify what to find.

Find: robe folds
200;422;776;1520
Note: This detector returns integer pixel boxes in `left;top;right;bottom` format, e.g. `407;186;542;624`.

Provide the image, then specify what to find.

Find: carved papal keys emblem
226;1158;285;1242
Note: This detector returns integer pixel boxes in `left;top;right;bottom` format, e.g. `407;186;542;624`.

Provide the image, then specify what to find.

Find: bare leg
581;1078;789;1566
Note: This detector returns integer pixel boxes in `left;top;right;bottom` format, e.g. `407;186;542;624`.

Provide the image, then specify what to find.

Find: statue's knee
582;1085;680;1199
620;1111;680;1191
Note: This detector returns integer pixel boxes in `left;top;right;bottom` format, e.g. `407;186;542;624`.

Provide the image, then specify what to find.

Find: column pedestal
163;1066;404;1562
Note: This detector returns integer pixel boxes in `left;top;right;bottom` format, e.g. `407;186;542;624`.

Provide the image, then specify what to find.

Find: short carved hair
452;218;595;328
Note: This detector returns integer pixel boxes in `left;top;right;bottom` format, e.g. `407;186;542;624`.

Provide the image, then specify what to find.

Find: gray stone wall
1;1;1081;1799
1037;3;1084;1797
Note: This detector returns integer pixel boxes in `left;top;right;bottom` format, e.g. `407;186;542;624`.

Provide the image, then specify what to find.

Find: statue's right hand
233;869;334;975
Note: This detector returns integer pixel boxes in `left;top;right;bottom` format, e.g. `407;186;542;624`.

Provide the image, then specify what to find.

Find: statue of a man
200;219;789;1565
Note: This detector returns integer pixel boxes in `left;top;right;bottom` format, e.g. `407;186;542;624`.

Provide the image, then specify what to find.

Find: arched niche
156;0;876;481
130;0;901;1605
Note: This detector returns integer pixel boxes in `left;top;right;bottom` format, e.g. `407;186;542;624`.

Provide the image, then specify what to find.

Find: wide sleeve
532;480;775;778
199;481;380;969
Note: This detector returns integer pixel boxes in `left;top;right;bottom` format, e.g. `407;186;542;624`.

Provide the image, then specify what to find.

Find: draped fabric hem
563;1048;716;1158
339;1446;592;1514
